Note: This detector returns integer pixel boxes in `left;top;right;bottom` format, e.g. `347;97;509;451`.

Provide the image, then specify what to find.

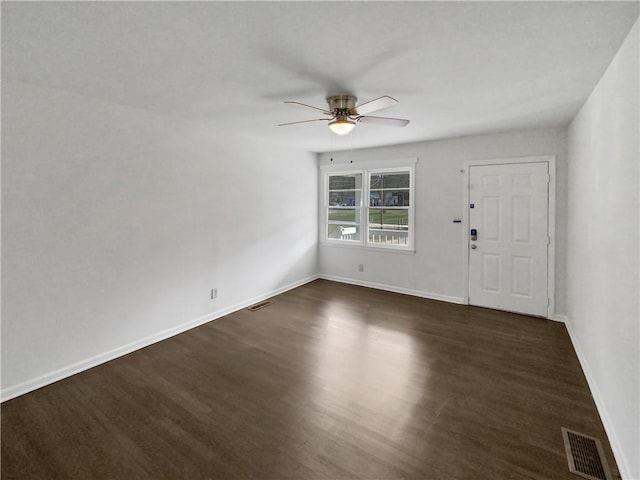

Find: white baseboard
564;317;632;480
550;313;567;323
319;274;466;305
1;274;320;403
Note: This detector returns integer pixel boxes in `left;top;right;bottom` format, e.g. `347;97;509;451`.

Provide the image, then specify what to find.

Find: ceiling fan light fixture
328;117;356;135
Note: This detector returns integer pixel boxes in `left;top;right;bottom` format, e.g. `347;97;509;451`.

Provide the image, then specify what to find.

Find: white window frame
320;158;417;253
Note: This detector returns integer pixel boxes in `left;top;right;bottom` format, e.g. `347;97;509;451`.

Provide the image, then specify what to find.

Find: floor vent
248;301;272;312
561;427;612;480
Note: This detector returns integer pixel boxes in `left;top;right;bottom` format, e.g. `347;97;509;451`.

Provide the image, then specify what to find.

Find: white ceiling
3;1;638;153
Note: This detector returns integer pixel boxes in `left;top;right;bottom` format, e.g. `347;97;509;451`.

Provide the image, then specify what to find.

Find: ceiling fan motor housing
327;95;357;114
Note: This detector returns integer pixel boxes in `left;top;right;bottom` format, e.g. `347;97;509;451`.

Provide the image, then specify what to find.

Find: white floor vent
561;427;613;480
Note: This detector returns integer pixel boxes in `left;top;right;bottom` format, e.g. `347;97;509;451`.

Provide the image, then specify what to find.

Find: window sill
320;240;416;255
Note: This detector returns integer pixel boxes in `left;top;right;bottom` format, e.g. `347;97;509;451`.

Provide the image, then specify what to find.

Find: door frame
461;155;556;319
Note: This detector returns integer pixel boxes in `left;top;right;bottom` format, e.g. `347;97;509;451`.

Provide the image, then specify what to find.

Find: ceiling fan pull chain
329;128;334;162
349;130;354;163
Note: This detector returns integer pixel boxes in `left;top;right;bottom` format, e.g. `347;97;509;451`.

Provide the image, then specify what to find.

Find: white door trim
462;155;556;318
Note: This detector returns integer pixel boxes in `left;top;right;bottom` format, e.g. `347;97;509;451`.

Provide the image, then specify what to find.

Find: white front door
468;162;549;317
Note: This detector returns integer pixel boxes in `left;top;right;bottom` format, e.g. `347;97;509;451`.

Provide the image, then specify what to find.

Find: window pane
369;190;410;207
370;172;409;189
368;229;409;245
327;223;361;240
328;208;357;223
369;191;381;207
329;191;361;207
368;209;409;230
329;174;362;190
384;190;410;206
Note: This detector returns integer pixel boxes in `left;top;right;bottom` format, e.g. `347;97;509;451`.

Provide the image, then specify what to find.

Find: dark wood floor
2;279;618;479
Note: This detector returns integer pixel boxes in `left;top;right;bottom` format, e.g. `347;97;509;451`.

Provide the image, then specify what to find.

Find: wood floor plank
1;279;619;479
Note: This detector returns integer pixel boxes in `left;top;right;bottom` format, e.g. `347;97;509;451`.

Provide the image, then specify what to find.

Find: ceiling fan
278;95;410;135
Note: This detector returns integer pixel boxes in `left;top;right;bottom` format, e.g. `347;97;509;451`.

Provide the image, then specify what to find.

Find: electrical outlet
358;264;364;272
211;288;218;299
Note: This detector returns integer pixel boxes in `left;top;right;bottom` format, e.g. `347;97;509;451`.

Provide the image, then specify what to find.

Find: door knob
471;244;477;249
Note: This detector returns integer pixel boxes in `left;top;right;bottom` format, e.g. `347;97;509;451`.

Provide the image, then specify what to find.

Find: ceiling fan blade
357;116;410;127
278;118;330;127
350;96;398;115
284;101;331;115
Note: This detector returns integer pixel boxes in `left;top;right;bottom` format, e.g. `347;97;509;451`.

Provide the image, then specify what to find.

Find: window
368;171;411;246
323;161;415;251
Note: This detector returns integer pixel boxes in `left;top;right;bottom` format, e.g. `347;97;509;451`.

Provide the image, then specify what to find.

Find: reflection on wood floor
1;279;618;479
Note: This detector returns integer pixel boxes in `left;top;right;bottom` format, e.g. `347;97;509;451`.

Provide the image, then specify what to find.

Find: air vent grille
561;428;612;480
247;301;272;312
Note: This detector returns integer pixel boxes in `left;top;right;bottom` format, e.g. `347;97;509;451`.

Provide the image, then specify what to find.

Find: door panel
512;196;532;242
468;162;549;317
482;197;500;240
512;256;532;296
482;254;501;292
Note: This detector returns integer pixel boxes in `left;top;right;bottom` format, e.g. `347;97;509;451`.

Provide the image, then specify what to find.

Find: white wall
318;128;568;314
567;20;639;480
1;81;318;399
